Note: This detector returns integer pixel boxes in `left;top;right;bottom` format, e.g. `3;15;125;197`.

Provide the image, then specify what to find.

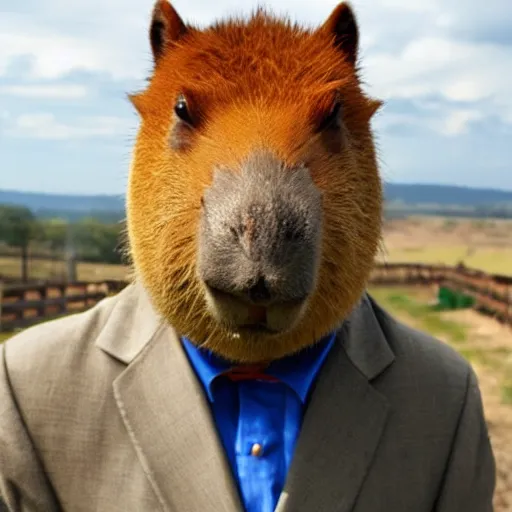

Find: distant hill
0;190;124;213
1;183;512;221
382;183;512;207
0;190;125;222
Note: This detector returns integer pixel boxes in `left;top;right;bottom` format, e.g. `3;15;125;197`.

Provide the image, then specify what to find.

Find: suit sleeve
0;344;60;512
434;366;496;512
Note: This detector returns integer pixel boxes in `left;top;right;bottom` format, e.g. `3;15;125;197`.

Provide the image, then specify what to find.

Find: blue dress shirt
181;333;335;512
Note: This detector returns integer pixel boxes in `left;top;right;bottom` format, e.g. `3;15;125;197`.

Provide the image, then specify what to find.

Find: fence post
60;285;68;314
38;285;47;320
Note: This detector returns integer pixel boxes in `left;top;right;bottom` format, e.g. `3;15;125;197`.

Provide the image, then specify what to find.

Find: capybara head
127;0;383;363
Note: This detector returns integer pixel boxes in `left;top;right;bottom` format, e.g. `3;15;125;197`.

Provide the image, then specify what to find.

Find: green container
457;293;475;308
438;287;456;309
437;286;475;310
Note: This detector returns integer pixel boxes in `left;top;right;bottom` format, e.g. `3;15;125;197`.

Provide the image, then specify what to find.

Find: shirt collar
181;332;336;404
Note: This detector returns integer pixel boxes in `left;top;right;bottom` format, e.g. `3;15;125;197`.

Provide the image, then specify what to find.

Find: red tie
221;364;279;382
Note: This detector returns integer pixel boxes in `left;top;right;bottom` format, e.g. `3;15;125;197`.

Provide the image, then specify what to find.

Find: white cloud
5;113;131;139
0;84;89;99
0;25;144;81
364;35;512;127
373;0;438;14
440;109;484;136
0;23;101;79
375;106;484;137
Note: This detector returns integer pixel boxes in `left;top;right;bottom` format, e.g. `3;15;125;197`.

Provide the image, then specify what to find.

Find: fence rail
1;263;511;332
0;280;128;332
369;263;512;325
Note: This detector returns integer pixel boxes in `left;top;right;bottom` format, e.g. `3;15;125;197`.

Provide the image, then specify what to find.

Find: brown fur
127;1;383;362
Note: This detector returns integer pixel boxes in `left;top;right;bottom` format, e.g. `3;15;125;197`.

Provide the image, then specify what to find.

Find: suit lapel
276;294;394;512
112;323;243;512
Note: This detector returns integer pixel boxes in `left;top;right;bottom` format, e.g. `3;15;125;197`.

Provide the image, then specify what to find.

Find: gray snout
197;151;323;330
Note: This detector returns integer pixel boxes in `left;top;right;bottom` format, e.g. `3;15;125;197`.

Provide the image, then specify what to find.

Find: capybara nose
197;150;323;307
234;203;307;263
206;276;274;305
247;277;272;304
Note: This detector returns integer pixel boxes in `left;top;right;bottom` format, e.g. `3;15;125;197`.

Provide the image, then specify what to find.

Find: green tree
73;218;125;264
0;204;37;282
37;218;69;252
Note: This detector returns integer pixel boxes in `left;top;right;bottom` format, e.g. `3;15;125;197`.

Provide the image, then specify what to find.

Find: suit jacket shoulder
339;295;495;512
3;282;163;427
0;283;168;512
5;285;127;399
5;284;120;372
372;294;471;384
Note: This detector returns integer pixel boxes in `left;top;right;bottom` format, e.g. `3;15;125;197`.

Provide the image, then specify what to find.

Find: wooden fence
0;280;128;332
370;263;512;325
1;263;511;332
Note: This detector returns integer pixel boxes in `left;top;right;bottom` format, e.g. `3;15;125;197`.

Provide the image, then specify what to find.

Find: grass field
0;256;130;282
378;245;512;275
0;331;12;343
380;216;512;275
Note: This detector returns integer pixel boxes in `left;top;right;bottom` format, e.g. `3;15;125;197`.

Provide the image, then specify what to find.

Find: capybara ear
368;98;384;118
321;2;359;66
149;0;188;64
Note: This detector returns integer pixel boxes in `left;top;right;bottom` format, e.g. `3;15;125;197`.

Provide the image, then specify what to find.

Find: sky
0;0;511;195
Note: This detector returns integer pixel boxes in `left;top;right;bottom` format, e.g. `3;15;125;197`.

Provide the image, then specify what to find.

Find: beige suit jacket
0;283;495;511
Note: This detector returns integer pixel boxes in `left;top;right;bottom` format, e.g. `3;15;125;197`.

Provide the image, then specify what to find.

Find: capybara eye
174;94;194;125
317;101;343;132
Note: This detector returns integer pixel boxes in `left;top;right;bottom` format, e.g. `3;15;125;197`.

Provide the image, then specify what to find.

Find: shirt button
251;443;263;457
